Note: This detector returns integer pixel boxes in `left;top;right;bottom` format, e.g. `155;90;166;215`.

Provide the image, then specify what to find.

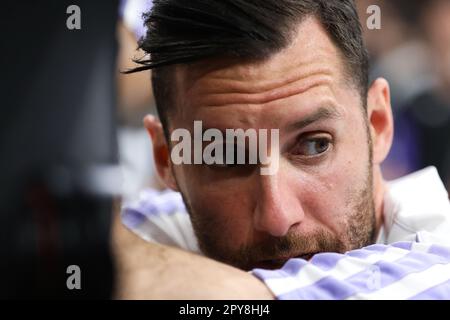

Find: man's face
168;17;376;270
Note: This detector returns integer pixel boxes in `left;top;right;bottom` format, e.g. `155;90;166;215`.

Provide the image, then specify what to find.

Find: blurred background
0;0;449;299
356;0;450;188
120;0;450;199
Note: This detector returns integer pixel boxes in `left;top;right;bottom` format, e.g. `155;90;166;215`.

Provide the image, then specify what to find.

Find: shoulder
120;189;199;252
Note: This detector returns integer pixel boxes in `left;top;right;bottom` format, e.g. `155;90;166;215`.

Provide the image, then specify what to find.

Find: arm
111;210;274;300
115;194;450;300
113;212;450;300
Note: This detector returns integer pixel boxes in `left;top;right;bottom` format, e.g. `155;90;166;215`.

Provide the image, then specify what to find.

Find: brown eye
295;137;331;156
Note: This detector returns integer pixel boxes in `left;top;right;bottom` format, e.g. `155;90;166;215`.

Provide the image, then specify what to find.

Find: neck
373;166;386;242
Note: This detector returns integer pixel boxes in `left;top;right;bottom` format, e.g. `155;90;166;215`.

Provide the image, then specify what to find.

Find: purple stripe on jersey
409;279;450;300
345;243;393;259
122;208;147;229
390;241;413;250
427;244;450;260
311;244;390;271
310;253;346;271
252;243;390;280
125;189;186;218
278;275;354;300
252;260;308;281
276;247;449;300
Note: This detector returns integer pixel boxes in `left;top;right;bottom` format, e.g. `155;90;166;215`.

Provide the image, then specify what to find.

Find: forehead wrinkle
197;71;334;108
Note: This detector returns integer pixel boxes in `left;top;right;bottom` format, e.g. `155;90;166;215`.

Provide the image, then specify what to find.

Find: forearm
112;212;273;300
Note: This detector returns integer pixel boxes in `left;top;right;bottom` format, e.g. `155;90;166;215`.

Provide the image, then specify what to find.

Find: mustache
232;229;346;270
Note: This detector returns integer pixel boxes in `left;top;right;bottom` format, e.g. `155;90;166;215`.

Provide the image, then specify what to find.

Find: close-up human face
166;17;378;270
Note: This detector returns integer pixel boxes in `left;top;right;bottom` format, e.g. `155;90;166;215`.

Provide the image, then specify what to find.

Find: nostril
253;207;299;237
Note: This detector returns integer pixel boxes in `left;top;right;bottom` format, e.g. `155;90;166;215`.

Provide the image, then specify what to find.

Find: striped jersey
121;167;450;299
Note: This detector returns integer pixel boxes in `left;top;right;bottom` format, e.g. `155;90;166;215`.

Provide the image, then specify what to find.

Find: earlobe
143;115;179;191
367;78;394;165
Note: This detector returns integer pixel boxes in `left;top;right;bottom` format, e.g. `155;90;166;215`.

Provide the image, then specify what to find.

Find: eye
209;159;238;169
293;135;331;157
204;144;244;169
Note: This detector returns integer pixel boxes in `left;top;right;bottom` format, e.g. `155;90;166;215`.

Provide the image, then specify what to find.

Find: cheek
178;168;254;246
288;124;370;231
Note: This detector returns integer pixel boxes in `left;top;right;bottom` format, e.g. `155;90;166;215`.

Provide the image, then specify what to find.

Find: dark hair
127;0;369;132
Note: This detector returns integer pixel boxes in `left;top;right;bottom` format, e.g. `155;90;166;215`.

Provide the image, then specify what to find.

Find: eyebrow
286;106;342;132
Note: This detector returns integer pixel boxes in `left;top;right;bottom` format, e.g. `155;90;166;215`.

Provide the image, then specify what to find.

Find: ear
143;115;179;191
367;78;394;165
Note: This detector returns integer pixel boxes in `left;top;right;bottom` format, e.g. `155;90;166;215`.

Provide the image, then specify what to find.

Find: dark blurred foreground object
0;0;120;298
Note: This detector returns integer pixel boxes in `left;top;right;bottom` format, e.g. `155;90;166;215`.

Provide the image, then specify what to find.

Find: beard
182;171;376;271
179;147;376;270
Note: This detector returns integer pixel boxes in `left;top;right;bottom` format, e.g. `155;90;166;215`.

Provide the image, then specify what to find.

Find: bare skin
112;209;273;299
114;17;393;298
147;17;393;268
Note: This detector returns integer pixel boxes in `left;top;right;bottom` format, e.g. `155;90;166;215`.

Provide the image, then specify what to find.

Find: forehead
171;16;355;127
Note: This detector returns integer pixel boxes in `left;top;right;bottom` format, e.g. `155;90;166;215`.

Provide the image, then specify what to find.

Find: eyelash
290;133;333;160
205;133;333;171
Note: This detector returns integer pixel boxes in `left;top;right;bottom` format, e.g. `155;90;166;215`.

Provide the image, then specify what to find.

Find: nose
252;169;305;237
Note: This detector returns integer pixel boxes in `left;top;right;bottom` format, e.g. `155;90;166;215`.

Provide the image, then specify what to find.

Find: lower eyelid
287;142;333;163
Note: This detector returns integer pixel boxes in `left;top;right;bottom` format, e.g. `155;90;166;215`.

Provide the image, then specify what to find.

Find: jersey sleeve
121;188;200;253
252;240;450;300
